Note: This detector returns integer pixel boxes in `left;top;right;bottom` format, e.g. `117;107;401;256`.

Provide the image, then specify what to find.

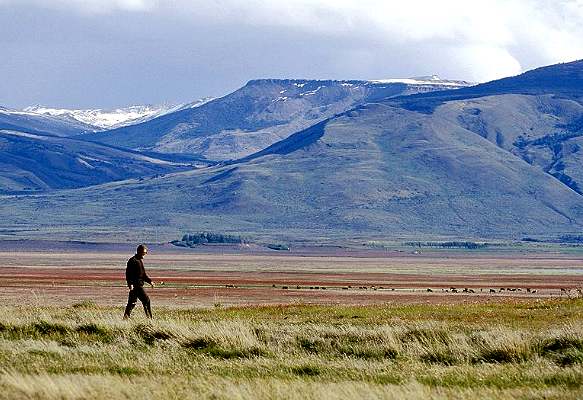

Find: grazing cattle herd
237;284;583;297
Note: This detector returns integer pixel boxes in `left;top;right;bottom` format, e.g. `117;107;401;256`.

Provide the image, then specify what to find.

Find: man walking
123;244;154;319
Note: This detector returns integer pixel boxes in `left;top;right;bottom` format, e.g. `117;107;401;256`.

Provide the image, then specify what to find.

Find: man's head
136;244;148;258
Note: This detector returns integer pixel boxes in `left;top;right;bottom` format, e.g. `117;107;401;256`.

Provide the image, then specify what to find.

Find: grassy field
1;299;583;399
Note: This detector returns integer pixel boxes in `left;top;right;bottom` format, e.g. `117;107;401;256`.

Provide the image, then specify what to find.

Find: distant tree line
557;235;583;243
522;235;583;244
404;241;488;249
171;232;245;247
521;237;541;242
267;244;290;251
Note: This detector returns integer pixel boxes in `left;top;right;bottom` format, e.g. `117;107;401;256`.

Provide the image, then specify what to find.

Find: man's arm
140;259;153;286
144;272;154;287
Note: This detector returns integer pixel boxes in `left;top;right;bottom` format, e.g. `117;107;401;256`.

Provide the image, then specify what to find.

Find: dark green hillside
0;130;197;194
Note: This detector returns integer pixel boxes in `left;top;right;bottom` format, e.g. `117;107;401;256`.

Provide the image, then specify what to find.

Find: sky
1;0;583;109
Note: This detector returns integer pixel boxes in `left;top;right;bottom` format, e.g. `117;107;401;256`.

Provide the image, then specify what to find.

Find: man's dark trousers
124;285;152;318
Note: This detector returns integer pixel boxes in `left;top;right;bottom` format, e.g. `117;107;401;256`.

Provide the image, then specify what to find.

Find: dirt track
1;249;582;307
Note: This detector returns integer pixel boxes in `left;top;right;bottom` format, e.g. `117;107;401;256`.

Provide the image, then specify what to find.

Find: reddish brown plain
1;247;582;307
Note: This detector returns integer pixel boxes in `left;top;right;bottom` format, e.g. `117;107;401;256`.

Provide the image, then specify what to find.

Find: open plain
1;243;582;308
1;243;583;399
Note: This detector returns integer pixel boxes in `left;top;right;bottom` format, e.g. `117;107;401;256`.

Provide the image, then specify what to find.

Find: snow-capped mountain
23;98;213;131
1;106;95;136
82;76;474;160
369;74;472;86
16;76;466;135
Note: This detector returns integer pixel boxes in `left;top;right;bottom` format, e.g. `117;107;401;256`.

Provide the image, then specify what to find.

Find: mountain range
23;99;213;130
1;63;582;243
0;106;94;137
79;76;472;160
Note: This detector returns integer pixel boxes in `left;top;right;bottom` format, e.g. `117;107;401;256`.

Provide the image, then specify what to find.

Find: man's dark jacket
126;255;152;288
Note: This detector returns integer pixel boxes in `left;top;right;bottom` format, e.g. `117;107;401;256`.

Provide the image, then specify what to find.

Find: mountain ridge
0;129;208;194
79;76;473;160
387;59;583;113
0;107;94;137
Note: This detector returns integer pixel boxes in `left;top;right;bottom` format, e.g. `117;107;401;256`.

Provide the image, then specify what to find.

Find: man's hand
128;284;133;291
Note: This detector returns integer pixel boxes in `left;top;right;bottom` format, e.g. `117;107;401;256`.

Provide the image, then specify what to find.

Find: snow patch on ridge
0;130;48;140
369;75;474;87
23;97;214;130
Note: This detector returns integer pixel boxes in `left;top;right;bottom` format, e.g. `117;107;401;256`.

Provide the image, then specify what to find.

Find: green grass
0;300;582;399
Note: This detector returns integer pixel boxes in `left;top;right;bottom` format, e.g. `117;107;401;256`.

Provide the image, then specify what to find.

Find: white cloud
140;0;583;81
0;0;154;13
450;45;524;82
198;0;583;81
1;0;583;82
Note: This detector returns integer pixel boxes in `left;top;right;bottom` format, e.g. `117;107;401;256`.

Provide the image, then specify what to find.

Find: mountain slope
80;77;472;160
432;94;583;194
0;129;196;194
381;60;583;195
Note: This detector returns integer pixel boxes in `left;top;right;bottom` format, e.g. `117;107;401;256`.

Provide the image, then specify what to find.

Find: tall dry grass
0;300;582;399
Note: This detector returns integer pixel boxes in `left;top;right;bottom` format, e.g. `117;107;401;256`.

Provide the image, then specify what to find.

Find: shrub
291;365;321;376
476;347;530;364
183;337;267;358
134;324;174;345
71;300;97;309
401;328;451;346
33;321;70;335
421;351;459;365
